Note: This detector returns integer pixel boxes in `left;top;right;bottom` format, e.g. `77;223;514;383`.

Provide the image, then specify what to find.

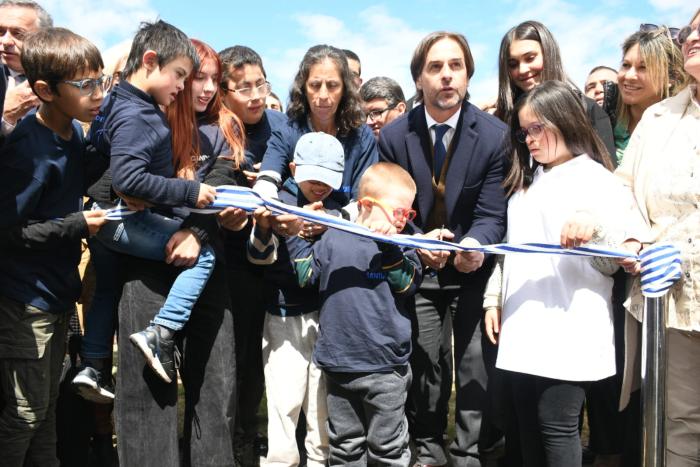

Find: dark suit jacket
378;100;508;286
0;65;8;146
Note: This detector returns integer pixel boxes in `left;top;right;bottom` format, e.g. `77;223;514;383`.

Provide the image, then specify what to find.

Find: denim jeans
96;209;215;331
0;296;68;467
80;236;123;358
114;257;236;466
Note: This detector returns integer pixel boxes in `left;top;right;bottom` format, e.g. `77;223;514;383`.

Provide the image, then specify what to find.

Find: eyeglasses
60;75;112;96
361;196;416;222
678;24;700;45
515;123;546;143
366;104;398;122
639;23;680;42
221;81;271;99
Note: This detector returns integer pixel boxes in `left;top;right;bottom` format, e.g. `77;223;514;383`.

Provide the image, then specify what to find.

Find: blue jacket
260;118;378;205
244;109;287;165
91;81;200;207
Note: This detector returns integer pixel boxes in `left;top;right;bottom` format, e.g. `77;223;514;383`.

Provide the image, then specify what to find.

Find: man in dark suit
0;0;52;143
378;31;507;467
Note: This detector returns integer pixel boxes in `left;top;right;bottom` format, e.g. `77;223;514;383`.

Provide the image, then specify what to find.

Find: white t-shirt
496;155;633;381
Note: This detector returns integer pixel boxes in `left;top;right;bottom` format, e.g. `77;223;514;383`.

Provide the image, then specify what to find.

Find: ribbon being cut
104;185;683;297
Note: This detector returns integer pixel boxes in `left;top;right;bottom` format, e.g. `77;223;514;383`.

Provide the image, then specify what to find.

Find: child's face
298;179;333;203
53;69;107;123
517;104;572;169
192;58;218;113
146;55;193;107
360;187;416;234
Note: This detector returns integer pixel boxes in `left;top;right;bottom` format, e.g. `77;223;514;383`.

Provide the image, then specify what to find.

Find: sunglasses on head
639;23;680;42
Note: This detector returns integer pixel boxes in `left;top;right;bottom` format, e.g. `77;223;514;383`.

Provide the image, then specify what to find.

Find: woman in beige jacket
615;8;700;466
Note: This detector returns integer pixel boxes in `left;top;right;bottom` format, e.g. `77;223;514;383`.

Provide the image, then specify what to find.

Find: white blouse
497;155;634;381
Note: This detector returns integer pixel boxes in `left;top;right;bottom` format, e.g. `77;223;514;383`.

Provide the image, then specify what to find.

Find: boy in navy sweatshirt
0;28;109;466
294;162;422;466
71;21;217;397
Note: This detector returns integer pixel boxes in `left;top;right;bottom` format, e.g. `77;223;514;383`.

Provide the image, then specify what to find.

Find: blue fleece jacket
91;80;200;207
259;118;378;205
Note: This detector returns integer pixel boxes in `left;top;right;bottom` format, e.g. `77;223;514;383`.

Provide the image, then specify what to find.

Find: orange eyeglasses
361;196;417;222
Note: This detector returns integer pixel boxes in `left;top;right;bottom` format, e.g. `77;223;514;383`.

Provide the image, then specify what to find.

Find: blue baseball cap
293;132;345;189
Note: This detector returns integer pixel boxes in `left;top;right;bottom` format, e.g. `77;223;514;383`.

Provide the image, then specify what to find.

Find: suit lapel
444;101;478;222
405;107;435;225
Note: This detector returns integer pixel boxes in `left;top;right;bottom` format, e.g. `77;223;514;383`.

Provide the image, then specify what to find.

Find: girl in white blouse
484;80;637;467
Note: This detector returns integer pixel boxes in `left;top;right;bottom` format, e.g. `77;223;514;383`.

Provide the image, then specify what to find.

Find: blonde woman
616;8;700;466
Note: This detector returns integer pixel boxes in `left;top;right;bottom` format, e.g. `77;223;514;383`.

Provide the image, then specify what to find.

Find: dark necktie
433;124;449;181
14;74;26;85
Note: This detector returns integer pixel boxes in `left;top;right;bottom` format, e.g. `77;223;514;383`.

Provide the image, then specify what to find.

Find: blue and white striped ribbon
639;243;683;298
113;184;684;296
104;203;136;221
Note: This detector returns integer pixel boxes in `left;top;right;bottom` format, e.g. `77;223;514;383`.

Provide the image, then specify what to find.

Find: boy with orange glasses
294;161;422;466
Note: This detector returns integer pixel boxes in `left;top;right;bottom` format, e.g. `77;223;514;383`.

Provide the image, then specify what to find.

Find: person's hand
454;237;485;273
560;210;596;249
417;228;453;270
297;201;328;239
196;183;217;208
617;238;642;275
271;213;302;237
165;229;201;267
115;190;151;211
3;81;40;125
82;210;108;236
218;207;248;231
243;162;262;184
484;307;502;345
252;207;272;231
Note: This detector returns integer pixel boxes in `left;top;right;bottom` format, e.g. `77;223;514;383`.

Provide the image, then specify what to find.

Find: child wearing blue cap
258;132;345;467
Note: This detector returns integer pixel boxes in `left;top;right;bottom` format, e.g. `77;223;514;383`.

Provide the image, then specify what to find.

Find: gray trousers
325;367;412;467
0;295;68;467
666;328;700;467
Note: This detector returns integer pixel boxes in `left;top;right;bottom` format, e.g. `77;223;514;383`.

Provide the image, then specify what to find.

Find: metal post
641;295;667;467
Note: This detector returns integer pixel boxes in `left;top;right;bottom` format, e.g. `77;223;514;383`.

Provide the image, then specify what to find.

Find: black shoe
72;365;115;404
129;324;177;383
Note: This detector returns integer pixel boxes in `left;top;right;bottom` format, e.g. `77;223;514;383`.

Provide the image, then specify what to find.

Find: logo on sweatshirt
366;271;387;281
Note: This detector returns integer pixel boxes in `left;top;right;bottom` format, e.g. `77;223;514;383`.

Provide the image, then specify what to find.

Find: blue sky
42;0;696;105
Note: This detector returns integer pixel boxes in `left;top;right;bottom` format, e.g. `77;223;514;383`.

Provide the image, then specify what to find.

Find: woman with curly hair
256;44;377;205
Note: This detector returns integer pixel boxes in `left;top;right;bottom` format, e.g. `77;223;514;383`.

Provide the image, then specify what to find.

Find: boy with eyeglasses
0;27;109;466
293;162;423;466
71;20;218;399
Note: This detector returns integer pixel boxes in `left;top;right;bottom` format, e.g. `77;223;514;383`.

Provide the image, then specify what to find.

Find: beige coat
615;85;700;408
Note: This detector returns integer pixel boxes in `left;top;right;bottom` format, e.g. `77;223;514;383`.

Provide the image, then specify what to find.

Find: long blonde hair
617;28;688;128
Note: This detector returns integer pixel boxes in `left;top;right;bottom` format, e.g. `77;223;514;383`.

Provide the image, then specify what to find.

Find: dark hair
360;76;405;107
342;48;361;74
218;45;267;85
587;65;617;76
504;81;612;195
268;91;283;111
0;0;53;28
410;31;475;103
21;27;103;96
286;44;364;137
121;20;198;80
495;21;576;122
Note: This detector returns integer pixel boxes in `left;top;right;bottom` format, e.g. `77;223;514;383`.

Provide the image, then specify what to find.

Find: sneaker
129;324;177;383
72;365;115;404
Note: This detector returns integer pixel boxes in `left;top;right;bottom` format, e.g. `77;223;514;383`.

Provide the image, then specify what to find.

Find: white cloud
41;0;157;51
266;5;429;102
647;0;697;26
